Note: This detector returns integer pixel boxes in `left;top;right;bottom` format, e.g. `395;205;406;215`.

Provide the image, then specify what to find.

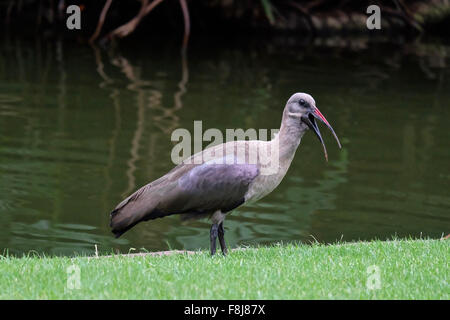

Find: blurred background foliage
1;0;450;43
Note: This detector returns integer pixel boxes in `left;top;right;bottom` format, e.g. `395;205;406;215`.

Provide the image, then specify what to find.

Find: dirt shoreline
95;237;449;259
93;248;254;259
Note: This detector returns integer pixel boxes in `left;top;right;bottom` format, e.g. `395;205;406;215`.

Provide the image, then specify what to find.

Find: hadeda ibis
110;93;341;255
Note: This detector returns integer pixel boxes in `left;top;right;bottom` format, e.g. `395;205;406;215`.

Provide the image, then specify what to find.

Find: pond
0;35;449;256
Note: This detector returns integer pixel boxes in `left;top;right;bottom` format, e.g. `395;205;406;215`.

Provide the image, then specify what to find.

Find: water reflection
91;44;189;199
0;36;449;256
10;220;126;256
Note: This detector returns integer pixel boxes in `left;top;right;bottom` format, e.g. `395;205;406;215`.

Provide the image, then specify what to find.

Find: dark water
0;36;449;256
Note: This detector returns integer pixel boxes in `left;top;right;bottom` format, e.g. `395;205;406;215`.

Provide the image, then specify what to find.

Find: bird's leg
218;222;228;256
210;223;219;256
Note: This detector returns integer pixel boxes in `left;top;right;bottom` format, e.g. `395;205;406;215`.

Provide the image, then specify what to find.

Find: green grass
0;239;448;299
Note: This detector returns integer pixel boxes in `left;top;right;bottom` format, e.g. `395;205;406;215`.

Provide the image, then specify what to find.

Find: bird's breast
244;165;289;203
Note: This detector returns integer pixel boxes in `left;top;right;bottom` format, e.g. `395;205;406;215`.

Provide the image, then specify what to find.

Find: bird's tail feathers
109;185;155;238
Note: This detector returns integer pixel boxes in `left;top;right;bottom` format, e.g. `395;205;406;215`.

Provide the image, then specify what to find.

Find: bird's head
285;92;341;161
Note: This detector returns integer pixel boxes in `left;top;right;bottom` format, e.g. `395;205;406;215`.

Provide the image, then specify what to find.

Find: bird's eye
299;99;306;106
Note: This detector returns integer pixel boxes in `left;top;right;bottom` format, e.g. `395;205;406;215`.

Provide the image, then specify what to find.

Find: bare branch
107;0;164;40
179;0;190;50
89;0;113;44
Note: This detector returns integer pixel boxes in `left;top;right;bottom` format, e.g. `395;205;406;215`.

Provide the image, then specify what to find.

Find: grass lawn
0;239;448;299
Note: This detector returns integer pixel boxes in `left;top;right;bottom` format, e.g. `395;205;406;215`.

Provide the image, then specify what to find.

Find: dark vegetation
1;0;450;45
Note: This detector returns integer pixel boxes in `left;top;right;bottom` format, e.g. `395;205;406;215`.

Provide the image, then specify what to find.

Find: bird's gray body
110;138;297;237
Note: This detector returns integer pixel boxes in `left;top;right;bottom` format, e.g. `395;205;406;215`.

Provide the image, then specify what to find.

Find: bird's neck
272;116;307;167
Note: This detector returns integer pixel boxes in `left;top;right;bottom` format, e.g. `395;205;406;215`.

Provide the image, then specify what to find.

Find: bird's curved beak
301;107;341;161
